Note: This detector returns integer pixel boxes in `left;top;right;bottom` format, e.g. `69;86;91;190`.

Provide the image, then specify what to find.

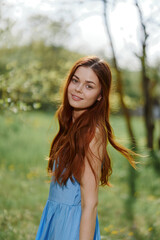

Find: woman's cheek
68;83;74;92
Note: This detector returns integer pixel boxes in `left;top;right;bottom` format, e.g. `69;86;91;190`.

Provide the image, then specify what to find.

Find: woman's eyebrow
86;80;96;85
73;74;96;85
73;74;79;79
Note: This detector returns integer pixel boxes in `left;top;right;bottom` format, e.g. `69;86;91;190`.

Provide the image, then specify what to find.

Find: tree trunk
102;0;138;224
135;0;155;149
102;0;137;148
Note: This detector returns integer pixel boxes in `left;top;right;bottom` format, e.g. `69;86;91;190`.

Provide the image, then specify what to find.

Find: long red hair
48;56;139;186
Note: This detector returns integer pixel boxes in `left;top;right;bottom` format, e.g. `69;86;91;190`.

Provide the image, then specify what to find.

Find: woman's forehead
73;66;100;84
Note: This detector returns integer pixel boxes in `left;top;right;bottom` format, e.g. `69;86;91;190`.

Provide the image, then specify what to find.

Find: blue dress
35;161;101;240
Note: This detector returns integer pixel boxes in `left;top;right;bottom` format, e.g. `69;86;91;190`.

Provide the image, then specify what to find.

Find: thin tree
102;0;137;149
101;0;139;224
134;0;155;149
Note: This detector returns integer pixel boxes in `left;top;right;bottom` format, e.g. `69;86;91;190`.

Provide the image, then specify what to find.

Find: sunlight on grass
0;111;160;240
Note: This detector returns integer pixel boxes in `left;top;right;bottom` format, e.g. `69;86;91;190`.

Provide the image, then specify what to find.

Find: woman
35;56;139;240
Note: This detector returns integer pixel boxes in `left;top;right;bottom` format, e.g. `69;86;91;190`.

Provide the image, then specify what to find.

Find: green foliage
109;68;143;113
122;70;142;109
0;42;81;112
0;111;159;240
147;63;160;99
0;40;159;114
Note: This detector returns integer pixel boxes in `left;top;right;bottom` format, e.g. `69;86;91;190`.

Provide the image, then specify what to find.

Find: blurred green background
0;0;160;240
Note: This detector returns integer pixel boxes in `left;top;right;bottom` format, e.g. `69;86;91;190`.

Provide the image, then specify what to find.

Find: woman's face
67;66;102;113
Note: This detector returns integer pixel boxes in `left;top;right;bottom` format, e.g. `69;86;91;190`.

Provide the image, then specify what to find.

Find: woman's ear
97;94;102;101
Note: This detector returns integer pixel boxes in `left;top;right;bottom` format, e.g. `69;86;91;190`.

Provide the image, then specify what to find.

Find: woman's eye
86;85;93;89
71;78;78;83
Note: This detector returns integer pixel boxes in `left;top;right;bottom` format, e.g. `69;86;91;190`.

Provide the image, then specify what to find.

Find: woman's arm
79;130;102;240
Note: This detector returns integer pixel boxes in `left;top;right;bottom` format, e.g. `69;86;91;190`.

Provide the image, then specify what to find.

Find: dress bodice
48;177;81;206
48;161;81;206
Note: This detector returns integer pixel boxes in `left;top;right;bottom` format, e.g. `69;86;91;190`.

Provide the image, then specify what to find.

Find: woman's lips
71;94;83;101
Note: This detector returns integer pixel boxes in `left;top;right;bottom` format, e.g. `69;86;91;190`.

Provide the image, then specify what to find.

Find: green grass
0;110;159;240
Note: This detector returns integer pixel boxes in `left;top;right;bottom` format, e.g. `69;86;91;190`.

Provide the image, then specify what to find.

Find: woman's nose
75;83;83;92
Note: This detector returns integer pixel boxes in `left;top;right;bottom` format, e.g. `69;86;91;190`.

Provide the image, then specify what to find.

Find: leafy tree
0;42;82;112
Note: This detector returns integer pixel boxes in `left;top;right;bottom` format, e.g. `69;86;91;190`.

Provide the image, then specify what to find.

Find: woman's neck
72;109;86;123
